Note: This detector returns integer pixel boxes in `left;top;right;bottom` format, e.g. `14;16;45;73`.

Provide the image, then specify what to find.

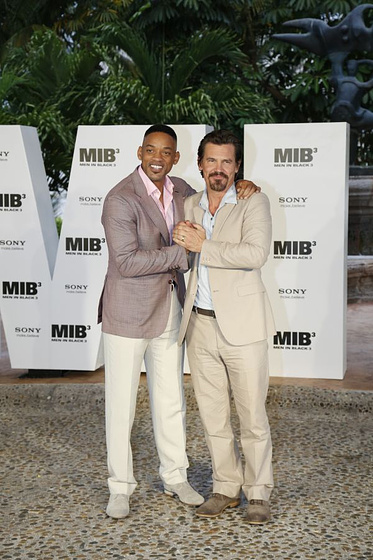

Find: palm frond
87;75;161;124
167;28;247;98
96;23;162;97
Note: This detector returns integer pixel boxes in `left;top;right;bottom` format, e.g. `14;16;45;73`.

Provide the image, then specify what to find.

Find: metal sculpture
274;4;373;162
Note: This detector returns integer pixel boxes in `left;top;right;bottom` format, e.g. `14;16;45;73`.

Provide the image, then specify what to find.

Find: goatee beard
208;173;228;192
209;180;226;191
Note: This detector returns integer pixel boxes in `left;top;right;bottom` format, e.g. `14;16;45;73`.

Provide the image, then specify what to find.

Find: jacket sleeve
200;193;272;271
170;177;197;198
185;184;197;197
102;193;189;277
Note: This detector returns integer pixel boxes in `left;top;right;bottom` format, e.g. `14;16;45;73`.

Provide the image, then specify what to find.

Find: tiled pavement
1;386;372;559
1;304;372;559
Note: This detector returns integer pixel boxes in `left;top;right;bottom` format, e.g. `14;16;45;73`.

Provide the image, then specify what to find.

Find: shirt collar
199;183;237;212
138;165;174;196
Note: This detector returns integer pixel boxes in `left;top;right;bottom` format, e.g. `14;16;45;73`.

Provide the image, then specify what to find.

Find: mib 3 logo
0;193;26;212
51;324;91;343
273;240;316;260
15;326;41;338
2;281;41;300
274;147;317;168
79;148;120;167
273;331;316;350
279;288;307;300
0;239;26;251
78;195;103;206
65;237;105;256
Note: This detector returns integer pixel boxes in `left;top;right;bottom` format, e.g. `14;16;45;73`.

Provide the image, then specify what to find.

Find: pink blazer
98;169;195;338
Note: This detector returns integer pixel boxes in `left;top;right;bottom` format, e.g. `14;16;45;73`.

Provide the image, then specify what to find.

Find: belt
192;306;216;318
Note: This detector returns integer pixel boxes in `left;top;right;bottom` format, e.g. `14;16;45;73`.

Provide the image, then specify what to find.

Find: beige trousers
186;311;274;501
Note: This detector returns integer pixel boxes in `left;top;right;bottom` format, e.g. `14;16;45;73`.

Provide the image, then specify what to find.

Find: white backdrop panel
0;126;58;368
244;123;349;379
0;125;208;370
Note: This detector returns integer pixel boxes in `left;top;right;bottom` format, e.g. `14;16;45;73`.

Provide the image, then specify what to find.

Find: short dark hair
197;129;242;165
144;124;177;143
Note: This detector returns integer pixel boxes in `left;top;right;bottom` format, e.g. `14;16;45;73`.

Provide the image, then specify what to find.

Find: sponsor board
245;123;349;379
0;124;208;370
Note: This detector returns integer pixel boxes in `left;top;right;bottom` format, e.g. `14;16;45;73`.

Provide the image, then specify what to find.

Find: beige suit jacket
178;191;276;346
98;169;195;338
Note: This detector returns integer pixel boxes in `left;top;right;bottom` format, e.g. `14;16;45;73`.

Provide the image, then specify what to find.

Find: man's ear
174;151;180;165
137;146;142;161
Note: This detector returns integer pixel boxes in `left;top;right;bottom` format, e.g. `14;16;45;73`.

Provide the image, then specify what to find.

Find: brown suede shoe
246;499;270;524
195;493;240;518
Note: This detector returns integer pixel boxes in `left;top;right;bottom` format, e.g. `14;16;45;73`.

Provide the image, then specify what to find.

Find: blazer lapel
132;172;170;245
211;204;236;239
173;186;186;226
185;195;203;272
192;202;204;226
190;191;235;239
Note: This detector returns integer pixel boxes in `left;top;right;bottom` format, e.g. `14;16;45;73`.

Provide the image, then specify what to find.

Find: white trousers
186;311;274;501
104;289;189;496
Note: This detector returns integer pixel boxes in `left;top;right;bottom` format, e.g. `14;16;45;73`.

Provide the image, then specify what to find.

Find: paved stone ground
1;384;372;560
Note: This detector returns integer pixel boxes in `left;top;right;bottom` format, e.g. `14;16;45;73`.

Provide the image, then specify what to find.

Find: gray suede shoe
106;494;129;519
195;493;240;518
164;481;204;506
246;499;270;524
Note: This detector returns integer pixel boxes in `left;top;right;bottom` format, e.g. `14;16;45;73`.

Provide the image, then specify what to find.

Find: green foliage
55;216;63;237
0;29;104;189
0;0;372;190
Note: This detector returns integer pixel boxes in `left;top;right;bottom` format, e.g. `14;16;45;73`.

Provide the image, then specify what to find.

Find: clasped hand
173;220;206;253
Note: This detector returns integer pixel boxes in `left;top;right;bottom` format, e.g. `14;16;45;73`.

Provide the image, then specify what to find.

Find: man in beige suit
99;124;258;519
173;129;275;524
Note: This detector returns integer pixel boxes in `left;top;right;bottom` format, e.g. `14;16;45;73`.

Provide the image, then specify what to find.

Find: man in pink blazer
173;129;275;524
99;124;203;519
99;125;258;519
